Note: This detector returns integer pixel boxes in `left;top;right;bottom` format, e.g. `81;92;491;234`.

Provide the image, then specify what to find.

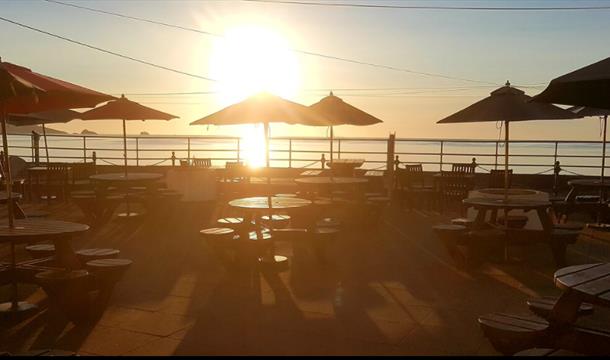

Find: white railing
2;132;609;176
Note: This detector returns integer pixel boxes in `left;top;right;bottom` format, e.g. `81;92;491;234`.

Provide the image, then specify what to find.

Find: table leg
547;289;584;328
0;241;37;318
53;236;81;270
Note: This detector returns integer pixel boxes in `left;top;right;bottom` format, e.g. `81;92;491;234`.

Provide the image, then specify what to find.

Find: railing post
321;153;326;169
494;141;499;170
288;139;292;168
83;136;87;163
236;138;240;162
337;139;341;159
471;157;477;172
92;151;97;166
553;161;562;196
553;141;559;166
135;137;139;166
187;137;191;161
171;151;176;167
439;140;444;171
394;155;400;171
31;132;40;165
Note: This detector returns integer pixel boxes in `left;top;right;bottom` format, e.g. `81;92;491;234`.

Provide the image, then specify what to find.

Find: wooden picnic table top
327;159;365;167
567;179;610;188
89;172;163;183
463;197;551;210
554;263;610;307
228;196;312;211
27;166;72;172
0;219;89;244
299;170;323;176
294;176;369;185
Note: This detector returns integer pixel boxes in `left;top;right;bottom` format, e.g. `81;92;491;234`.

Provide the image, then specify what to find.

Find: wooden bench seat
478;312;550;355
527;296;593;319
35;269;92;325
513;348;583;356
86;258;133;287
25;244;55;259
76;248;120;263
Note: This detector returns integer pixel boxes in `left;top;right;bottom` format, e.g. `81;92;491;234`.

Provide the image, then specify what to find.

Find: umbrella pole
602;115;607;184
330;126;334;165
42;123;50;165
122;119;132;217
504;120;509;202
0;105;14;228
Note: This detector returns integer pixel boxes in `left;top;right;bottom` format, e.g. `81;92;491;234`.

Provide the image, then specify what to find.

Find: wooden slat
554;263;603;278
556;263;610;289
573;275;610;297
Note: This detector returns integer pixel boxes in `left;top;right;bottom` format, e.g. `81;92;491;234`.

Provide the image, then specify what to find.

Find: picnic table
565;179;610;203
0;219;89;315
462;197;565;263
295;176;368;199
229;196;312;266
89;172;163;218
26;165;72;201
552;263;610;325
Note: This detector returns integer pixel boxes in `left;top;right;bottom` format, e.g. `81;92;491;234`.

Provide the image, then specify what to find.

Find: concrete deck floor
0;198;608;356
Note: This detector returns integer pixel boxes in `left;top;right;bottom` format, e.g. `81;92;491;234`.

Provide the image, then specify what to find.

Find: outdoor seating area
2;10;610;354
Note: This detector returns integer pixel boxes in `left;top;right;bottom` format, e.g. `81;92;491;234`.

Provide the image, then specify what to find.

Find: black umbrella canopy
309;92;383;126
532;57;610;110
438;82;578;124
7;109;81;126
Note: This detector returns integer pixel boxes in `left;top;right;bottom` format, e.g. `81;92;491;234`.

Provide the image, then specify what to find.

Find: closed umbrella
438;81;579;199
7;109;81;164
80;95;178;176
532;57;610;182
309;91;382;165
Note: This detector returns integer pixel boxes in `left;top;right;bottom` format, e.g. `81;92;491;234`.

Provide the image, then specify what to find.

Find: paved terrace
1;196;609;355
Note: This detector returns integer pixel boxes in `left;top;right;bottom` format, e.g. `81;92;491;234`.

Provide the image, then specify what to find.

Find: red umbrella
80;95;178;175
0;59;113;316
0;60;114;226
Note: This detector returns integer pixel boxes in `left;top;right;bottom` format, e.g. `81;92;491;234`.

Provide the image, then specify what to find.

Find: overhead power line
242;0;610;11
43;0;498;85
0;16;217;82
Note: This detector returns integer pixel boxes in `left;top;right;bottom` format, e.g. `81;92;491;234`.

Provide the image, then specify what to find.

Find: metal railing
3;132;610;176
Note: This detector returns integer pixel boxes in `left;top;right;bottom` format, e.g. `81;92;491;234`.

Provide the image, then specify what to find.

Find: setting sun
209;25;301;106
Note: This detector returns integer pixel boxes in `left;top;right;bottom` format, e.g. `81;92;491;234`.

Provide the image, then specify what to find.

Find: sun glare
209;25;300;167
210;25;301;106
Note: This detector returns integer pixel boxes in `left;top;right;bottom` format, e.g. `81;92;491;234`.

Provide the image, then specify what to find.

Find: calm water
4;134;607;176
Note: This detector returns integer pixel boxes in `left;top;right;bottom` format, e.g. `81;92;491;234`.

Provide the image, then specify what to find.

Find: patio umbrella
80;95;178;176
191;92;331;170
309;91;383;165
1;60;114;226
437;81;578;199
532;57;610;182
7;109;81;164
0;60;112;316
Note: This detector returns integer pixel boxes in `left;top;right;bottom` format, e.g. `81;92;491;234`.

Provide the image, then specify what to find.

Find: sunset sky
2;0;610;140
